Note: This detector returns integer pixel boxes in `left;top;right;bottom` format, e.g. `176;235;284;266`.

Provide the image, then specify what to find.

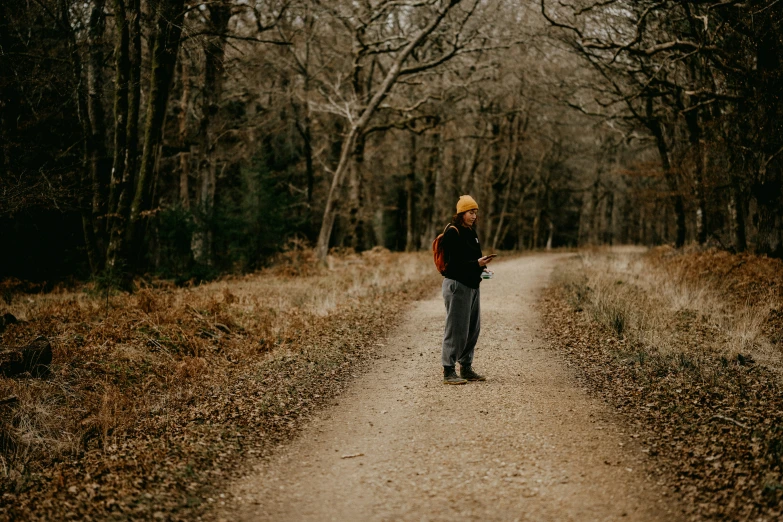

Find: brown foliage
542;248;783;520
646;246;783;309
0;250;438;520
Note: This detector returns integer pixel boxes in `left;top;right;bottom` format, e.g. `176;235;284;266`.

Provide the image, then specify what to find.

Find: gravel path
221;254;682;522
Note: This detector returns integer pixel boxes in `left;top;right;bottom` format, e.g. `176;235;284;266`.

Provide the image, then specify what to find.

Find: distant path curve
221;254;681;522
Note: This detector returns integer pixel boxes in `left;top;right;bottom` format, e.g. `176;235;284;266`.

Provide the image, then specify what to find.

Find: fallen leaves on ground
541;248;783;521
0;250;439;521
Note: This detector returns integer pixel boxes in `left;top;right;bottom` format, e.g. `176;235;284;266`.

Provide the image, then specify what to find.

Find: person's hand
478;256;494;267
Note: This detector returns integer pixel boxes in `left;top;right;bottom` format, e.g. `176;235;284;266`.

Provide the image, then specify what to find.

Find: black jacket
442;224;483;289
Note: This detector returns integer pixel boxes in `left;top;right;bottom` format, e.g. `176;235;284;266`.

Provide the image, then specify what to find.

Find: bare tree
314;0;481;262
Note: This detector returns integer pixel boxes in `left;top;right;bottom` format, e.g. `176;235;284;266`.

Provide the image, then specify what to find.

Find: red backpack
432;224;458;275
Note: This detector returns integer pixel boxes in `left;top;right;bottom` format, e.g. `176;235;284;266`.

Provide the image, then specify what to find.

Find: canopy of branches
1;0;781;283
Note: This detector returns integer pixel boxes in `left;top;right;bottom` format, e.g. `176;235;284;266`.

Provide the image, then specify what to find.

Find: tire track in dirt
218;254;682;522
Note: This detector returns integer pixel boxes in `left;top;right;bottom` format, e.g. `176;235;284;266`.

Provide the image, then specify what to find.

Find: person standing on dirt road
440;195;495;385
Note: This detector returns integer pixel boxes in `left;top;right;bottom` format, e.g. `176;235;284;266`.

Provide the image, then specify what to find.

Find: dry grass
0;247;439;519
556;246;783;371
544;246;783;520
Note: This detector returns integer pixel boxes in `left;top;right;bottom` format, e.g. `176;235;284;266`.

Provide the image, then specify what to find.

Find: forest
2;0;782;284
3;2;783;519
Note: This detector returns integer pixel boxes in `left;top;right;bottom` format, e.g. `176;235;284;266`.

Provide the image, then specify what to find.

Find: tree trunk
483;121;501;244
316;126;358;260
646;99;686;248
293;104;314;235
315;0;463;262
619;195;632;244
127;0;186;269
751;19;783;256
603;190;614;245
303;120;314;206
492;117;521;251
178;57;191;209
108;0;129;233
0;2;10;183
528;147;549;249
502;174;535;252
545;219;554;250
425;131;442;245
193;0;229;266
752;174;783;257
662;201;670;245
516;201;526;250
405;132;417;251
460;139;482;193
192;158;216;264
419;141;436;248
106;0;141;274
582;175;600;246
60;0;100;274
347;134;367;251
683;104;708;245
492;167;514;251
294;10;315;212
288;7;316;238
755;206;783;257
531;189;541;250
728;178;747;253
87;0;110;267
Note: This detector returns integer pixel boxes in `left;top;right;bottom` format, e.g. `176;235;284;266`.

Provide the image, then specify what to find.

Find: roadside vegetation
542;247;783;520
0;248;438;520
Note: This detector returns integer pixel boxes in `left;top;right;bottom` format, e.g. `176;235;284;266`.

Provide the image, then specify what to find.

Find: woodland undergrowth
0;247;439;521
542;246;783;521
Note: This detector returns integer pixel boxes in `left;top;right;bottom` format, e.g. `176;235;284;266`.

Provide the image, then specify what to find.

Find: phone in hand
483;254;498;259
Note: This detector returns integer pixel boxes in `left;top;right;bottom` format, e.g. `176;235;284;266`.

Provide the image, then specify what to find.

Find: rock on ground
0;336;51;378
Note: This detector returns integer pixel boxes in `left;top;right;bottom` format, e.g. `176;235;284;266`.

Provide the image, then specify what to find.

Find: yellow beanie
456;195;478;214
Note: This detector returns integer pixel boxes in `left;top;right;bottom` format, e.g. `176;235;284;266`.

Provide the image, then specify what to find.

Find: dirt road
221;254;681;522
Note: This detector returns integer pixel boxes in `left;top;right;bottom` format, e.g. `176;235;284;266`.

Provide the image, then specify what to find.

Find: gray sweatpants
441;278;481;368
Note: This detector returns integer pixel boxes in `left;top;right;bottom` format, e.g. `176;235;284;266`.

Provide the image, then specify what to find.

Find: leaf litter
0;248;439;521
541;247;783;521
